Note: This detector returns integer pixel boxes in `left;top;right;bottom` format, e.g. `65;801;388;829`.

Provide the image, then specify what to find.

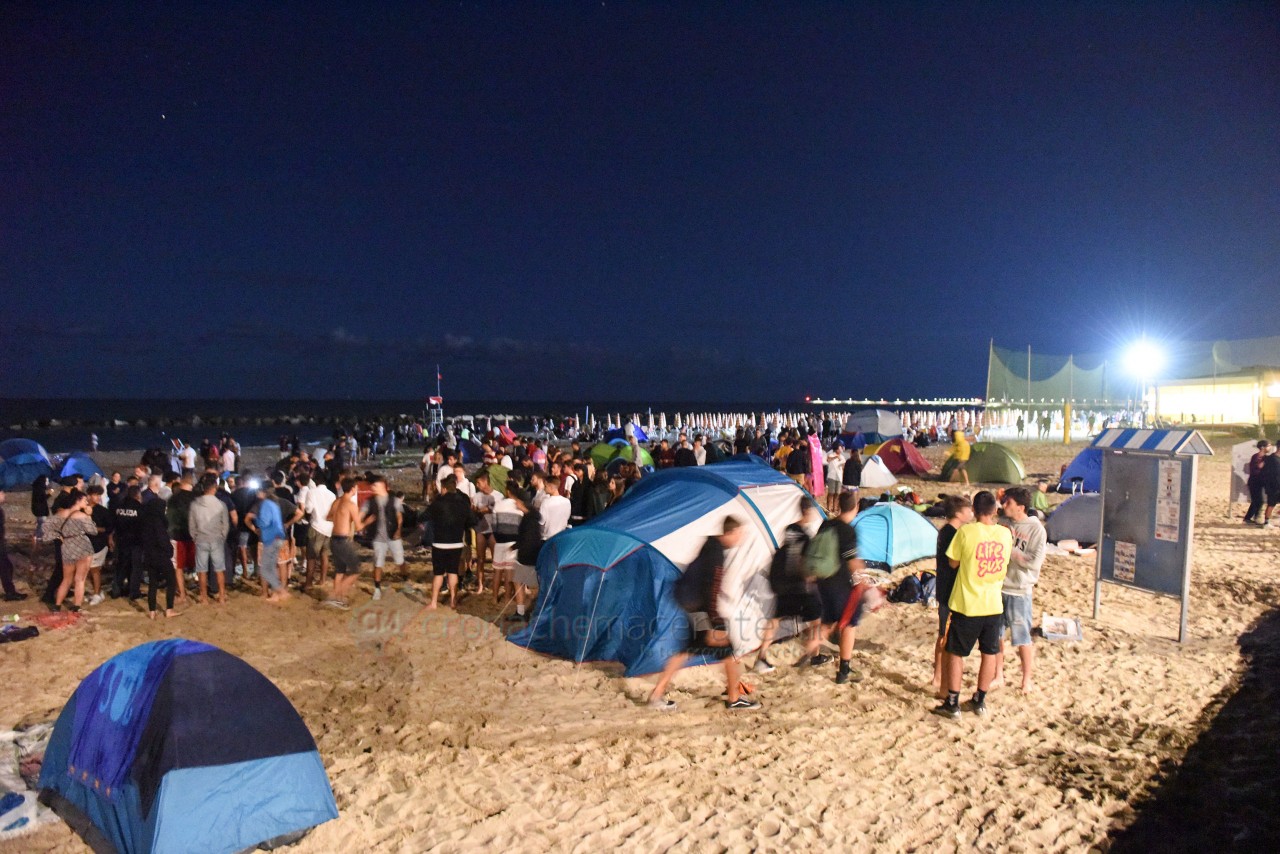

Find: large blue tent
852;503;940;568
0;438;53;491
509;460;811;675
40;639;338;854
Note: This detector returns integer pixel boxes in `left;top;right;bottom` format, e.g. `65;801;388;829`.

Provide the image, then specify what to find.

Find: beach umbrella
0;438;53;491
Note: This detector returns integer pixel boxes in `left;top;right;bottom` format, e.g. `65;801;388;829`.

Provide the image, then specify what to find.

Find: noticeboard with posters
1091;428;1212;642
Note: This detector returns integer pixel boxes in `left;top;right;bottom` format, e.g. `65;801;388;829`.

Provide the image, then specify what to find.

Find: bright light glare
1124;339;1166;378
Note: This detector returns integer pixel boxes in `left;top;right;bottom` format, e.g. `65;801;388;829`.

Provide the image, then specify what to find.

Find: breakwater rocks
7;413;410;433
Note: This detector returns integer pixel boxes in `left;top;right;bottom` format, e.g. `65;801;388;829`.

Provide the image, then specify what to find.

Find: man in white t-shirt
539;479;571;540
220;446;236;473
303;477;336;592
178;442;197;474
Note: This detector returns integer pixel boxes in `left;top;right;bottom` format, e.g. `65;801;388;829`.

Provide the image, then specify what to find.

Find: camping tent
1045;494;1102;545
852;503;940;568
457;438;485;464
59;453;105;481
858;455;898;490
939;442;1026;484
472;462;509;495
589;440;654;470
508;460;813;675
40;639;337;854
875;437;933;476
604;424;649;443
843;410;903;443
0;438;53;491
1056;446;1102;493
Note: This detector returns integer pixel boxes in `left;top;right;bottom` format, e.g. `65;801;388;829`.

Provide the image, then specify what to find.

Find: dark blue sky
3;2;1276;402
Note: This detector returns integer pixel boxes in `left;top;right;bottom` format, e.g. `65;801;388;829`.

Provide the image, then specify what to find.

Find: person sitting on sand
934;490;1011;719
996;488;1045;693
931;495;973;697
648;517;761;712
1031;479;1051;519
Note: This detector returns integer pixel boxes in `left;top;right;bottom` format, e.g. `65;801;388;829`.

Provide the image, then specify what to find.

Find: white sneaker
648;697;677;712
753;658;776;674
88;593;105;606
372;587;383;601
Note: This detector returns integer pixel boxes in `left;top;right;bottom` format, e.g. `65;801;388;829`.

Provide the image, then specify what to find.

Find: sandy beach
3;438;1277;852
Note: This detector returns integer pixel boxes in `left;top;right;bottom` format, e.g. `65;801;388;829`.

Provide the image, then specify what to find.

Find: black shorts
944;612;1003;657
775;592;822;623
432;546;463;577
1267;487;1280;506
331;536;361;576
817;573;862;627
937;599;952;639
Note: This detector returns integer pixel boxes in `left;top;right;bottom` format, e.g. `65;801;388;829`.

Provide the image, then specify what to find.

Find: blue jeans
260;539;282;591
1001;592;1033;647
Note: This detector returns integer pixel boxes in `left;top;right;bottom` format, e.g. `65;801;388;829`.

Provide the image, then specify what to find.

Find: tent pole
1027;344;1032;408
577;574;608;666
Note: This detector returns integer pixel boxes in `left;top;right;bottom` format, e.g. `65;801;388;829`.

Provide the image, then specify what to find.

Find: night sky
3;3;1277;402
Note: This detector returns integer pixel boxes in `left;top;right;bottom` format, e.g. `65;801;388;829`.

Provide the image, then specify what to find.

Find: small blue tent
852;503;940;568
0;438;53;491
40;639;337;854
509;461;812;675
1056;446;1102;493
59;452;105;481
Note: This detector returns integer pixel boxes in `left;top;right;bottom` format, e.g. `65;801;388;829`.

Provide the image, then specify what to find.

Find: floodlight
1124;339;1165;378
1267;383;1280;399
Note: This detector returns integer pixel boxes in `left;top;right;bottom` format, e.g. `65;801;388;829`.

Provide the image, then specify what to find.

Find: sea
0;398;847;455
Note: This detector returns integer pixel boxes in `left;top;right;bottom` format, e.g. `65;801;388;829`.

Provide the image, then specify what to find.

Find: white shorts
492;542;517;572
513;562;538;588
372;539;405;568
90;548;108;569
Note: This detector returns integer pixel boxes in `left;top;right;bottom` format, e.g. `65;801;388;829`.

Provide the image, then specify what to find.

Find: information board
1096;451;1195;598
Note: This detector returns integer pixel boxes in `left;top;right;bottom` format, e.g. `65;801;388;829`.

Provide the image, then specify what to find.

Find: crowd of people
1;414;1055;723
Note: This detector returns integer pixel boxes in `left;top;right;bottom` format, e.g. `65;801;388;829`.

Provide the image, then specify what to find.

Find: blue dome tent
508;461;813;675
852;503;940;568
457;438;484;464
59;452;105;481
40;639;338;854
1056;446;1102;493
0;438;53;491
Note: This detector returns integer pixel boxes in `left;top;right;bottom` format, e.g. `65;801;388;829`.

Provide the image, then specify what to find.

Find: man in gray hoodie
188;475;231;604
998;487;1046;692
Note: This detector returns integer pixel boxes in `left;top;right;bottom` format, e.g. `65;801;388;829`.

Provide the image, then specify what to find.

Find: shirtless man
325;476;362;609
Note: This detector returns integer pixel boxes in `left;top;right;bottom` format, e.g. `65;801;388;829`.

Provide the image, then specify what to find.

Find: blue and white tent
40;639;337;854
842;409;903;444
508;460;813;675
852;503;939;568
